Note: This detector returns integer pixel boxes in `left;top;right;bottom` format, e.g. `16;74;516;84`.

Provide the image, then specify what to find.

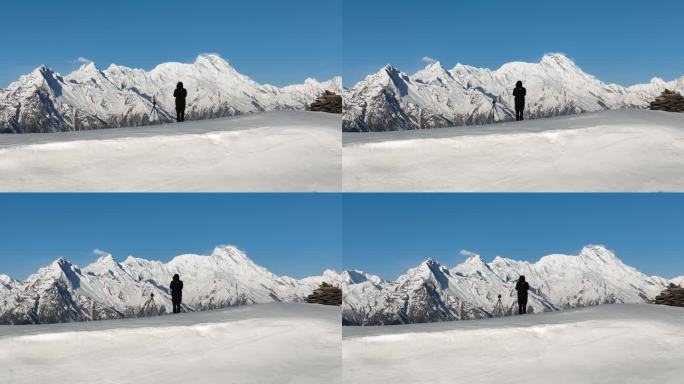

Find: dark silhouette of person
515;275;529;315
513;80;526;121
173;82;187;122
170;274;184;314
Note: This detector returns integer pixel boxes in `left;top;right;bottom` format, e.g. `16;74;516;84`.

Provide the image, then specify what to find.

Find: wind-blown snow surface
342;245;675;325
343;110;684;191
0;245;340;325
342;304;684;384
343;53;683;132
0;303;341;384
0;111;341;191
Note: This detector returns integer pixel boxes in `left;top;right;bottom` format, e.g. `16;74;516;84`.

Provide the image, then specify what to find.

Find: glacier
0;303;341;384
343;304;684;384
341;245;678;325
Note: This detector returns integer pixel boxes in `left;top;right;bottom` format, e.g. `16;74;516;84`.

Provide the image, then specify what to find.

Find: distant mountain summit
342;245;677;325
343;53;684;131
0;245;340;324
0;54;342;133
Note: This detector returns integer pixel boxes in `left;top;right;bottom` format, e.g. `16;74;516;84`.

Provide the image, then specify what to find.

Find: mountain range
0;245;338;324
0;54;341;133
342;245;682;325
343;53;684;131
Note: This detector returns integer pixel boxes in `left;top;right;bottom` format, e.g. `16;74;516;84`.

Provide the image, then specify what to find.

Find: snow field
343;110;684;191
0;303;341;384
342;304;684;384
0;111;341;192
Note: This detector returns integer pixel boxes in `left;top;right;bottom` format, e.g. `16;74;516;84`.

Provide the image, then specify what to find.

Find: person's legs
181;109;185;122
521;298;527;314
176;110;181;123
520;106;524;121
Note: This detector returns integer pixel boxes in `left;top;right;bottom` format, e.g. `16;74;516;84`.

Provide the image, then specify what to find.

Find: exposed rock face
654;284;684;307
309;91;342;114
306;282;342;306
649;90;684;112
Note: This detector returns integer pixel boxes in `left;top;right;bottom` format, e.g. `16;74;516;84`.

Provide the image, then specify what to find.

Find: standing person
513;80;526;121
515;275;529;315
170;274;184;314
173;82;187;122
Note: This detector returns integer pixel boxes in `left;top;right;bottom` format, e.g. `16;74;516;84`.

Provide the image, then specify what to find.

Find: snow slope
343;109;684;191
342;304;684;384
0;53;341;133
0;303;341;384
342;245;675;325
343;53;684;131
0;245;340;324
0;110;341;191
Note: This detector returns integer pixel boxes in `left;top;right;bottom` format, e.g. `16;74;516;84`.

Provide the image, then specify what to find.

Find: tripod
492;294;505;318
487;99;502;124
149;97;163;124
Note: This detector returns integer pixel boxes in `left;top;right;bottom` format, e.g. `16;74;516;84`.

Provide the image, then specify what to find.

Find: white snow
343;110;684;191
0;111;341;191
342;304;684;384
0;303;341;384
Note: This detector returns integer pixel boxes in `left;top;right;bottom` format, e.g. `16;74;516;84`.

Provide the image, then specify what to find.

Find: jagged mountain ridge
343;53;684;131
0;245;339;324
0;54;342;133
342;245;676;325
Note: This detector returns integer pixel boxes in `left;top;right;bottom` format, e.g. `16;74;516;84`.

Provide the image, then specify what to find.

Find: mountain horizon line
345;244;684;283
0;244;336;282
350;53;683;89
4;53;341;90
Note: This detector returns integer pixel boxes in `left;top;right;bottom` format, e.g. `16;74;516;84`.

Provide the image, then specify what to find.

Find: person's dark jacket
513;86;526;106
173;86;187;109
515;279;529;299
170;278;183;299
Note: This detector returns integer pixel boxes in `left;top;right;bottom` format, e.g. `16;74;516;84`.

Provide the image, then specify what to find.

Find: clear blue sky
0;0;341;88
343;194;684;280
0;194;341;280
344;0;684;86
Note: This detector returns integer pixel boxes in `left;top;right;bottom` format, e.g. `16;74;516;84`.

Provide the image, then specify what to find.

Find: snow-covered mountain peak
540;53;576;67
413;61;452;83
344;53;684;132
1;248;333;324
2;55;339;133
0;274;13;286
343;245;674;325
578;245;620;264
210;245;250;263
83;252;126;275
340;270;384;285
403;258;451;286
193;53;236;73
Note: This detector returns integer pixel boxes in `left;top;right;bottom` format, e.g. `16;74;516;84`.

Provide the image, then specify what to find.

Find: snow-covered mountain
0;245;339;324
0;54;342;133
343;53;684;131
342;245;676;325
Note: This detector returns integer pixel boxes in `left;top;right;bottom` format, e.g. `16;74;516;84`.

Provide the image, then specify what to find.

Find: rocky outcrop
306;282;342;306
649;90;684;112
308;91;342;114
654;284;684;307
